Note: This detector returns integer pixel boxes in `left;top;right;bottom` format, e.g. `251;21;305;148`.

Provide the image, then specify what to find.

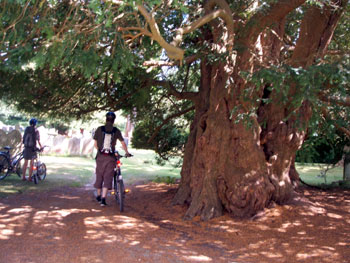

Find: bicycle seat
3;146;11;151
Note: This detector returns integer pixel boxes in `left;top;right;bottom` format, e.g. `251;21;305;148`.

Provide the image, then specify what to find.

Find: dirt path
0;183;350;263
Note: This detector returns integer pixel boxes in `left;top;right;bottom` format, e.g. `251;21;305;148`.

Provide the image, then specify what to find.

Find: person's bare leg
28;159;34;181
100;187;108;206
101;187;108;198
22;159;28;180
95;188;102;202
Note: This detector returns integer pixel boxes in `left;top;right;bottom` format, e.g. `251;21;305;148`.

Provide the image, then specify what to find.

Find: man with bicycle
22;118;42;181
93;112;131;206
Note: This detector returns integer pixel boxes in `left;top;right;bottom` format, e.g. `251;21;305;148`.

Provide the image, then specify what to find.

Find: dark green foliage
0;0;197;162
296;132;349;164
132;119;188;162
1;0;350;166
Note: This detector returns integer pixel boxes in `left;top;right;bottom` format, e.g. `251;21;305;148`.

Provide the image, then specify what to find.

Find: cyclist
93;112;132;206
22;118;42;181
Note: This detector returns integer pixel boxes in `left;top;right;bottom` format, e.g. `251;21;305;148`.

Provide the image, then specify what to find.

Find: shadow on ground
0;183;350;263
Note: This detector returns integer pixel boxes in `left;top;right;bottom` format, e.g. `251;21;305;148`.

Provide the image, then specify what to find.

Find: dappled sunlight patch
337;242;348;246
111;215;159;230
83;215;159;243
52;194;81;200
209;224;241;234
52;208;89;218
0;178;349;262
326;213;342;219
7;206;33;214
300;205;326;216
135;183;170;192
296;248;340;260
183;255;212;262
0;228;14;240
260;250;283;258
0;213;30;223
255;224;270;231
0;211;31;240
0;186;22;194
129;240;140;246
30;208;91;231
247;240;275;250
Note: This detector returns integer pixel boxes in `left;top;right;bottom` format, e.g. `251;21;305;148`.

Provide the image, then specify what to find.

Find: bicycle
112;152;132;212
0;146;24;180
31;147;47;184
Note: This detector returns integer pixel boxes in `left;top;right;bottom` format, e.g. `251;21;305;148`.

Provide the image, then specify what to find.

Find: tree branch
235;0;307;70
135;2;235;64
137;4;185;63
203;0;234;48
150;80;199;102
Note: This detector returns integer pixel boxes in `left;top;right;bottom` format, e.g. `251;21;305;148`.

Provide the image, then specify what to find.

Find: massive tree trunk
172;60;212;205
172;0;347;220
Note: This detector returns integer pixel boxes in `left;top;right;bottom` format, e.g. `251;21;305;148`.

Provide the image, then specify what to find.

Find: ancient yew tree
1;0;350;220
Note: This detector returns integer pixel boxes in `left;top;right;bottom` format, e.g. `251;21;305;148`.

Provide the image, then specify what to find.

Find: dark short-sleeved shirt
23;126;40;148
23;126;40;160
93;123;123;153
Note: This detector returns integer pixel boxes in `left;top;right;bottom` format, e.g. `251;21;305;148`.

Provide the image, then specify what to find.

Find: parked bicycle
0;146;24;180
31;146;47;184
112;152;132;212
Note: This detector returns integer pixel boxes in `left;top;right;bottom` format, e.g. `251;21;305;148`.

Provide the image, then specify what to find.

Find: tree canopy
1;0;350;219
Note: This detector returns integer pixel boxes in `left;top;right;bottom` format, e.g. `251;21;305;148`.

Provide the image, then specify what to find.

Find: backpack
23;126;36;148
100;126;118;154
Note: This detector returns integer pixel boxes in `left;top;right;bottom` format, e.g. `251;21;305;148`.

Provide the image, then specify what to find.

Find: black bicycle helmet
106;111;116;122
29;118;37;126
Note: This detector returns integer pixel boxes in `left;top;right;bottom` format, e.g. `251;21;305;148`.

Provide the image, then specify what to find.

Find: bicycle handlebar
118;153;133;158
114;151;133;158
34;146;49;152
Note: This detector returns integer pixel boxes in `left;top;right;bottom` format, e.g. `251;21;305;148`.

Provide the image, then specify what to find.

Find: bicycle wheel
38;163;47;180
0;154;10;180
15;157;23;177
114;176;119;203
117;180;125;212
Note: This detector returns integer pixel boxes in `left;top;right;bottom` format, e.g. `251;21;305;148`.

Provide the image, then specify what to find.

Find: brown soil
0;183;350;263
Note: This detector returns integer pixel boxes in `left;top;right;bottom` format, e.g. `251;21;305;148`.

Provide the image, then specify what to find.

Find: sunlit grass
1;149;347;198
0;149;181;197
296;163;344;186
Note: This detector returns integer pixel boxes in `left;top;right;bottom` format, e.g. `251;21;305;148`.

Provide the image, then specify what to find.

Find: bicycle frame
31;147;47;184
1;147;23;176
112;152;132;212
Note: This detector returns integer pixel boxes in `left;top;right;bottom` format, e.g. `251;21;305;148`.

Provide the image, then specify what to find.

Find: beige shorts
94;153;116;190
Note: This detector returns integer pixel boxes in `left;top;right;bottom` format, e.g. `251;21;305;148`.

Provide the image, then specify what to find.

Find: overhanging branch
134;2;235;64
150;80;199;102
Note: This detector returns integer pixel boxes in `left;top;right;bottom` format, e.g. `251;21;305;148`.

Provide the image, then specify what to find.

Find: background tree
1;0;350;220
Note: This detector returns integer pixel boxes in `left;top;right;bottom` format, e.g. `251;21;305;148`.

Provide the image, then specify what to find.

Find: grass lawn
0;149;181;197
1;149;348;197
297;163;345;186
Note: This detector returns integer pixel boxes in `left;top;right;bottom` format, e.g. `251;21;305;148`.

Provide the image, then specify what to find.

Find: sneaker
96;195;101;202
100;198;107;206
